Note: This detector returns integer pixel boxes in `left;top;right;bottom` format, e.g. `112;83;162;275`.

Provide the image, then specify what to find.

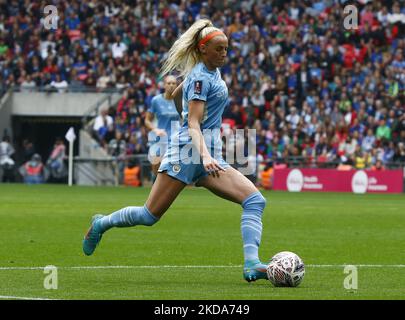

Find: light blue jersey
149;94;181;141
159;62;230;184
178;62;229;156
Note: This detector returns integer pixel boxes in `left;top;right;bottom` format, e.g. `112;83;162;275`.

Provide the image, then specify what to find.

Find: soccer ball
266;251;305;287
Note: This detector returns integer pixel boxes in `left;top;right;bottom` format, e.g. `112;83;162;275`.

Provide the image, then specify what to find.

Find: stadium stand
0;0;404;186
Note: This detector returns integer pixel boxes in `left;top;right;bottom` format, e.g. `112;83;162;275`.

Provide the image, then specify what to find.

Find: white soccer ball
266;251;305;287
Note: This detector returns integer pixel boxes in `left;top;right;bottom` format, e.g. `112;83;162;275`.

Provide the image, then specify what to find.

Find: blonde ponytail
161;19;223;78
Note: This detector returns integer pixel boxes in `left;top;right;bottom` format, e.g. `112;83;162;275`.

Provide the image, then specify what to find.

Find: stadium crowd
0;0;404;175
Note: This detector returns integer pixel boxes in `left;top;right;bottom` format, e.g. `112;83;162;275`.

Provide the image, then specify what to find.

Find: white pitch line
0;295;58;300
0;264;405;270
308;264;405;268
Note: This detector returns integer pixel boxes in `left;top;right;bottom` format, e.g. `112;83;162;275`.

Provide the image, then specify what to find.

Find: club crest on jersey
194;81;202;94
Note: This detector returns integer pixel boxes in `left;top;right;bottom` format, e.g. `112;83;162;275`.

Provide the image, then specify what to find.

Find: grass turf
0;184;404;300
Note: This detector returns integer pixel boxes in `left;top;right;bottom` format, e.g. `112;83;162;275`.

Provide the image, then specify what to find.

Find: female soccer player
83;19;268;282
145;75;181;179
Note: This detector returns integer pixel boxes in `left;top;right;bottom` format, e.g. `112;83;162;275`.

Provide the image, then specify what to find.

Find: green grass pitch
0;184;404;300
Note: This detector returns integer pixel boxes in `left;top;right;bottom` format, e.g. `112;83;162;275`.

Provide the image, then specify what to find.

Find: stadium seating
0;0;403;187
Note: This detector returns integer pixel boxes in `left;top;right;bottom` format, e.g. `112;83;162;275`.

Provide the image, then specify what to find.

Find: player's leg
83;172;186;255
196;166;268;282
151;161;161;181
150;142;167;183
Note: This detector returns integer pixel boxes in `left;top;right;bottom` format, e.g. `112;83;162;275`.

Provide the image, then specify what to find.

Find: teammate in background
83;19;268;282
145;75;181;180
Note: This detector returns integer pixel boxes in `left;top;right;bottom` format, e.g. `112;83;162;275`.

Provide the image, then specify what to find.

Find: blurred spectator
46;137;67;182
382;141;395;164
286;107;300;130
394;142;405;163
126;134;146;155
111;35;127;59
19;154;49;184
123;159;141;187
72;54;88;80
354;145;369;169
371;159;385;171
0;136;15;182
20;75;37;92
96;69;114;90
108;131;127;158
361;128;376;152
49;74;68;93
376;118;391;141
92;107;114;147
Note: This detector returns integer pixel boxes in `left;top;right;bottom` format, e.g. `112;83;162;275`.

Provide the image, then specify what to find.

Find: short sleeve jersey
176;62;229;156
149;94;181;141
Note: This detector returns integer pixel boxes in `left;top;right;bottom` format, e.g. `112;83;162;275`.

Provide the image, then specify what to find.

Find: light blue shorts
158;145;230;185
